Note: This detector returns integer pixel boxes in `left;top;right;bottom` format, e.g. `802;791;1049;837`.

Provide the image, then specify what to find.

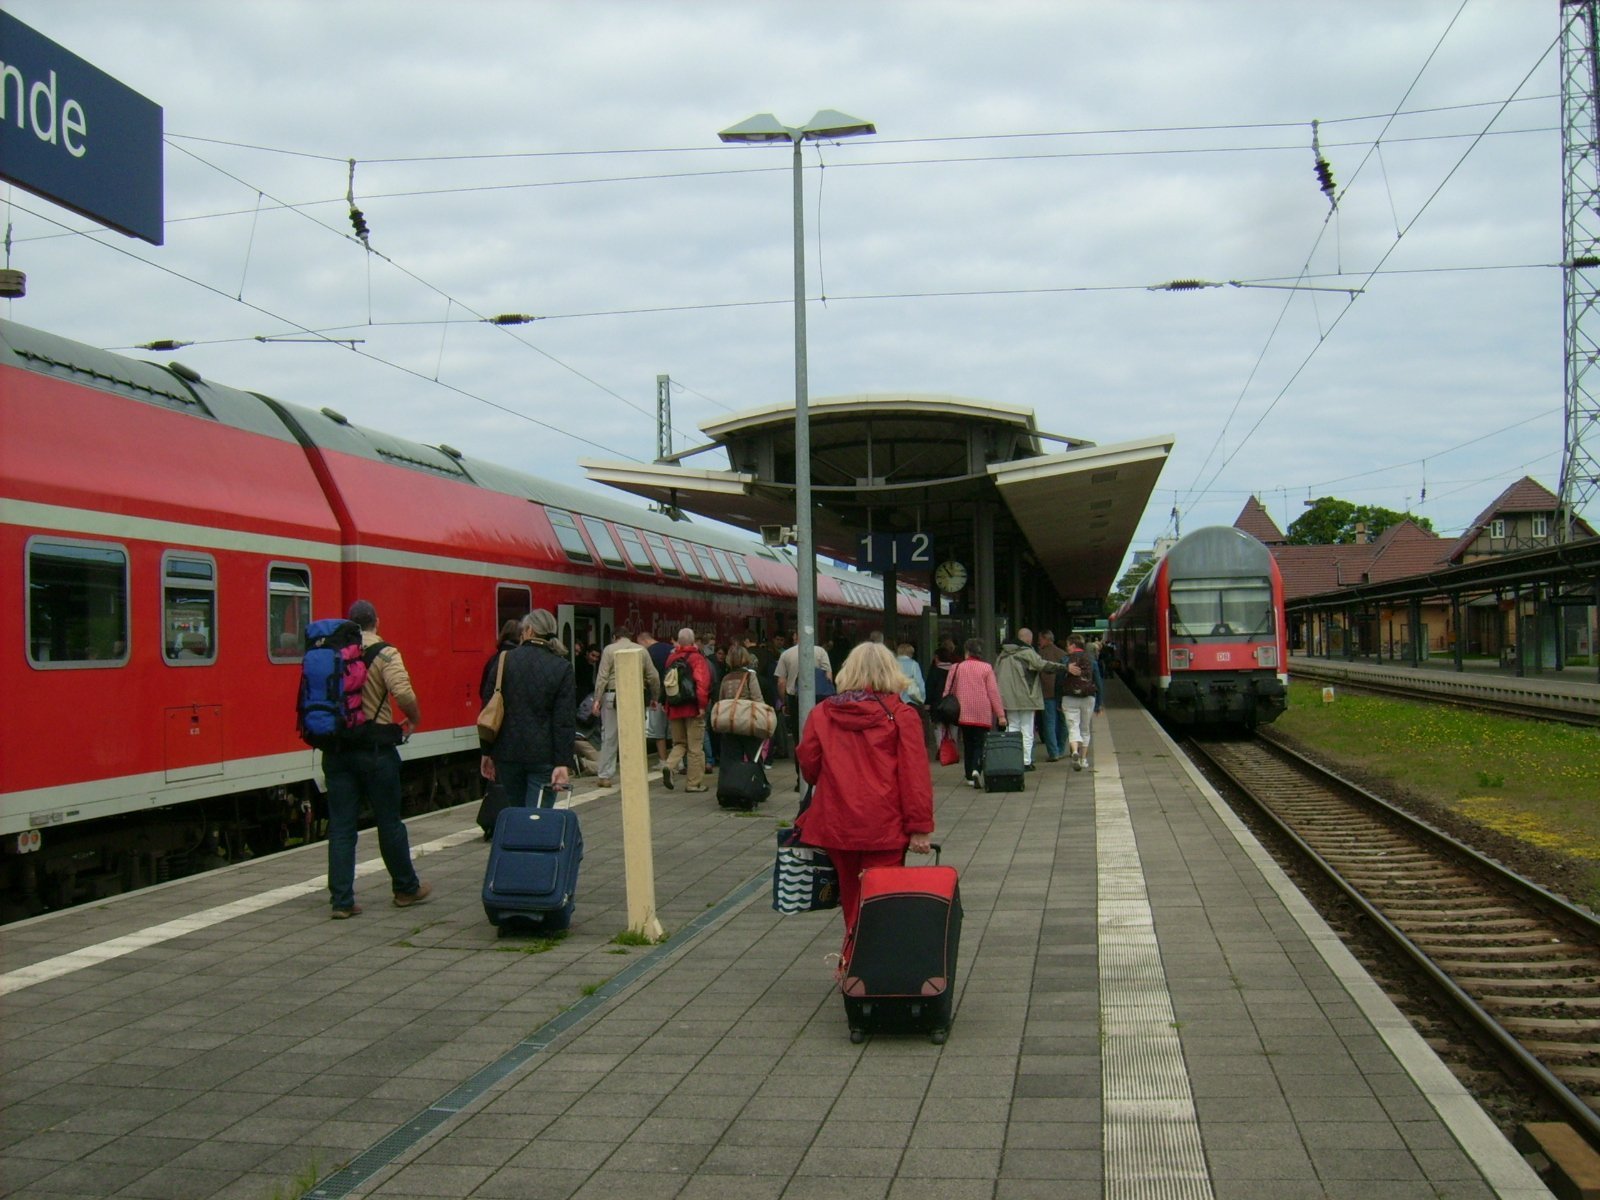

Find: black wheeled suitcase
482;799;583;933
982;729;1025;792
840;854;961;1044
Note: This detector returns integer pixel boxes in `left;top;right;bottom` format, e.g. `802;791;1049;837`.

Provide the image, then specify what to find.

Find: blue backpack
296;619;387;749
814;665;837;699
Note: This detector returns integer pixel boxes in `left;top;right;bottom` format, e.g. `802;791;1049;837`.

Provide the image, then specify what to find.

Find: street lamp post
719;110;876;734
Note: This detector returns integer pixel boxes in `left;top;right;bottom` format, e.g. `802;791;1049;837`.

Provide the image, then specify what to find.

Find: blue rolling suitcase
483;801;583;932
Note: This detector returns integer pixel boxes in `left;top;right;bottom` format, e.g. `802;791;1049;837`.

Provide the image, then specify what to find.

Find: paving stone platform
0;685;1551;1199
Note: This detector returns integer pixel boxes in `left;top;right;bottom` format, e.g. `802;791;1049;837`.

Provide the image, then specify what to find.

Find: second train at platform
1109;526;1289;727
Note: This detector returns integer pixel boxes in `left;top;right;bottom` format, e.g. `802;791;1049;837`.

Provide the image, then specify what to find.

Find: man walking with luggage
995;628;1056;770
662;627;713;793
592;626;661;787
325;600;431;920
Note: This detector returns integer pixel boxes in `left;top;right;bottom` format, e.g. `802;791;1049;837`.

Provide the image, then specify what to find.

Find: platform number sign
856;532;933;573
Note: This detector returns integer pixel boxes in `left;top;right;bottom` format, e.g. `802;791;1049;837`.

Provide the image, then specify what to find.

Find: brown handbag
709;671;778;738
476;652;507;742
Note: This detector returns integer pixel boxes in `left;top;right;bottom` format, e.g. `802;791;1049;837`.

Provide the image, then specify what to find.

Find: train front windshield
1169;577;1275;640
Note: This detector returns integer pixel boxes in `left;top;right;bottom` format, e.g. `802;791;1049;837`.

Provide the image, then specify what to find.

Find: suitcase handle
905;841;942;865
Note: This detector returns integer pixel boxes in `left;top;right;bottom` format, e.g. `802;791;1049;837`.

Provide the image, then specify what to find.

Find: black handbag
933;663;963;724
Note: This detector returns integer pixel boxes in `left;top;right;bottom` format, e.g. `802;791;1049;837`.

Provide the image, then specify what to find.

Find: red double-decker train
1109;526;1288;727
0;319;922;915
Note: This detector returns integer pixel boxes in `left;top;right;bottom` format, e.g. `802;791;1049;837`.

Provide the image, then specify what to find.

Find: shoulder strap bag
476;652;507;742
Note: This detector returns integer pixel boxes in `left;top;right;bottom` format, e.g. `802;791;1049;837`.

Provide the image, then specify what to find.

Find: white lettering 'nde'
0;65;88;158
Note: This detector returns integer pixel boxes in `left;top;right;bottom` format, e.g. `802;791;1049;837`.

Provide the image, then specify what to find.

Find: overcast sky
1;0;1571;577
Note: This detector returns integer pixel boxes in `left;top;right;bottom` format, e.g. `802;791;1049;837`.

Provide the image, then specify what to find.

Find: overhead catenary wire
1175;15;1555;525
160;142;704;448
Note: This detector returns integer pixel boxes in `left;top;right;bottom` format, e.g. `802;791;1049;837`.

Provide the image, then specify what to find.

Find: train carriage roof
1164;526;1274;577
1;319;300;442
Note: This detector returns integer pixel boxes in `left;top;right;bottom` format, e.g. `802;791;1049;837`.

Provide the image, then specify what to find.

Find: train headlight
1255;646;1277;668
1169;648;1191;670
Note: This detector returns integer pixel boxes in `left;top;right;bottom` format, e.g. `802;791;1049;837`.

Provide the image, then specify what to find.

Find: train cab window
163;553;217;665
26;538;129;668
616;526;655;572
580;517;626;570
727;553;755;586
496;584;532;633
268;565;312;662
641;531;680;576
546;509;595;564
667;537;703;580
692;544;721;581
1170;578;1275;640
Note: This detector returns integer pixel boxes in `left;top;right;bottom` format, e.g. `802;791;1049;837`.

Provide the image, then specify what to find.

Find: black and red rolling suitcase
840;852;961;1044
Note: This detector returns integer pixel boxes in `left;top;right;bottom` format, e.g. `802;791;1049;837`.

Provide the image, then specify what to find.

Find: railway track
1188;733;1600;1148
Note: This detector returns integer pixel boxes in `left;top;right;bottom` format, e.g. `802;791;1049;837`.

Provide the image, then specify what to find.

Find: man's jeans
324;743;420;911
1041;697;1064;759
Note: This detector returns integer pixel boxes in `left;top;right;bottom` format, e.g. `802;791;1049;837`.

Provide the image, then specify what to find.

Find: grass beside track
1272;679;1600;897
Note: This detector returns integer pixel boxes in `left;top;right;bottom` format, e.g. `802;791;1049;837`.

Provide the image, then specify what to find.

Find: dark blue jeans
498;760;557;808
324;743;421;911
1041;697;1065;759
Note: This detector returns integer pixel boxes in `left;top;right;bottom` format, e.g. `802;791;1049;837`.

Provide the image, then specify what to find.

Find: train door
557;602;614;665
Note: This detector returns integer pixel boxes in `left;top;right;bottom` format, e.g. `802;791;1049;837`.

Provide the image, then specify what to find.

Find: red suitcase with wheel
840;855;961;1044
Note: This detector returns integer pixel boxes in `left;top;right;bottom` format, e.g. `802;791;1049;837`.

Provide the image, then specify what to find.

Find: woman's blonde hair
834;641;910;695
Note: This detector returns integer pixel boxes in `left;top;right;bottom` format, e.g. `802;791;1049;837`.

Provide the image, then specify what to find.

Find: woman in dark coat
480;610;575;807
795;642;935;940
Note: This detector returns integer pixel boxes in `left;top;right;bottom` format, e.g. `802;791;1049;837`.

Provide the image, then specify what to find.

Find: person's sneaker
1025;763;1036;772
1046;753;1058;763
393;882;432;908
1072;755;1084;771
685;784;708;793
331;905;363;920
661;766;675;790
597;777;613;787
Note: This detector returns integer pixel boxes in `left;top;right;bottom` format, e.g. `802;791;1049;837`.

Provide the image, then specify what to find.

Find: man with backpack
661;627;713;793
320;600;431;920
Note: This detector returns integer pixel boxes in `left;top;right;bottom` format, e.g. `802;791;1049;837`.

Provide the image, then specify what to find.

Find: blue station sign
0;12;163;244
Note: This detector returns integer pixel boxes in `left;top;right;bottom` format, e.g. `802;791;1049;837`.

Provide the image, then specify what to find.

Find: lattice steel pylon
1561;0;1600;540
655;373;672;463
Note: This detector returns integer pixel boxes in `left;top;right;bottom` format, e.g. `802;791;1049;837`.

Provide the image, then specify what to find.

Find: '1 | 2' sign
856;532;933;573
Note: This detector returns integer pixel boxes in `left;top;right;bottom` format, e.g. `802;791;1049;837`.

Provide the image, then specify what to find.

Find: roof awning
989;435;1173;598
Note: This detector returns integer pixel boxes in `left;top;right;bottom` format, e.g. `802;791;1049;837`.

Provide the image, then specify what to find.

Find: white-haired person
794;642;935;947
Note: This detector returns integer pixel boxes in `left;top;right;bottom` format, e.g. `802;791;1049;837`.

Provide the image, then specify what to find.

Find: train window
667;537;703;579
580;517;626;570
162;553;217;665
616;526;655;572
1170;578;1275;639
546;509;595;564
26;538;129;669
497;584;531;633
691;544;721;581
268;565;312;661
728;554;755;586
641;531;680;576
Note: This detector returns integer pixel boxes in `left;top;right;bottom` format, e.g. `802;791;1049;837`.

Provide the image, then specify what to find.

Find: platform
1291;654;1600;723
0;685;1550;1199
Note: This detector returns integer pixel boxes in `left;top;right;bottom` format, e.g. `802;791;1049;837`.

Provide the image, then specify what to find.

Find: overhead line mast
1561;0;1600;540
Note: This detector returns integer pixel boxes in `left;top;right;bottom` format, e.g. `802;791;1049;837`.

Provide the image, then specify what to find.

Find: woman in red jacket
795;642;935;937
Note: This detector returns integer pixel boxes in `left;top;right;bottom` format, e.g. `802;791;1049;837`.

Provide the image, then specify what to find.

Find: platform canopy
580;393;1172;606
